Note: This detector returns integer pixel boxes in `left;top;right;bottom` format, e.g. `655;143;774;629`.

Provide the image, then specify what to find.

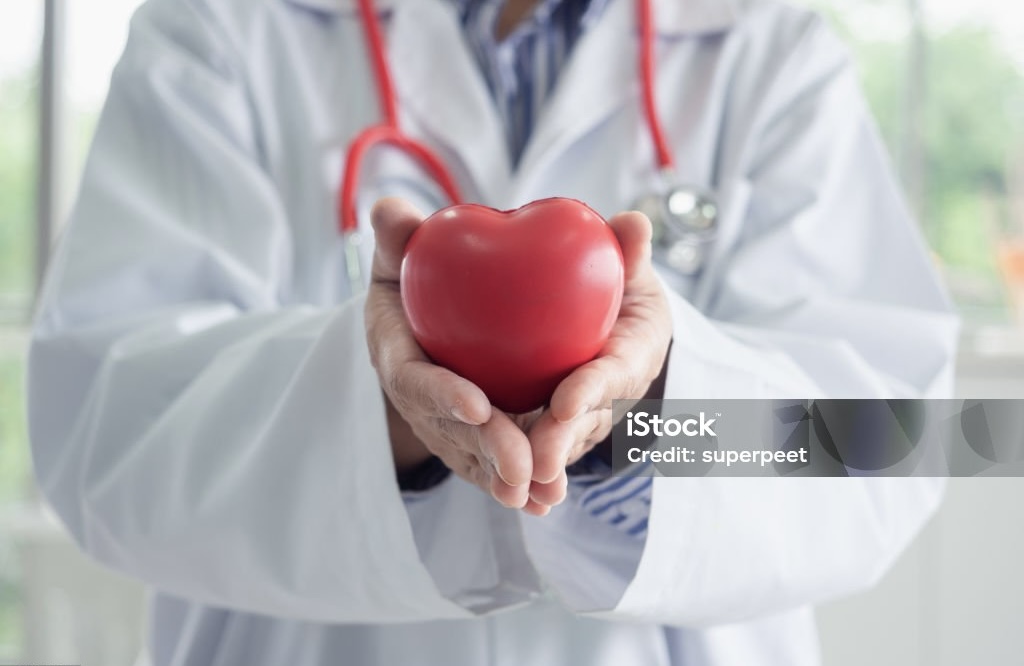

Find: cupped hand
365;197;552;515
525;211;672;506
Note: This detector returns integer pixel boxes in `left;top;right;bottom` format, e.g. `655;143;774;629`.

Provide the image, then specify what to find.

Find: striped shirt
565;452;654;539
452;0;611;165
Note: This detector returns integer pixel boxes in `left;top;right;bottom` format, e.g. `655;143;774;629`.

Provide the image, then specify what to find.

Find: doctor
28;0;957;664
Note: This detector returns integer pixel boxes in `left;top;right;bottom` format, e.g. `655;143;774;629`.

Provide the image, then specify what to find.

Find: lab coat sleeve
27;0;538;624
521;14;957;625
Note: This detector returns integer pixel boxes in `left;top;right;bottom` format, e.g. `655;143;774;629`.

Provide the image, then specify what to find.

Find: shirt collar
281;0;739;36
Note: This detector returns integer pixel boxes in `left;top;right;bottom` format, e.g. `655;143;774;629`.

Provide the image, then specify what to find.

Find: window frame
34;0;67;304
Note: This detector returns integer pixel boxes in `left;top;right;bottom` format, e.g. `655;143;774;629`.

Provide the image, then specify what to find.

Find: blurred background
0;0;1022;664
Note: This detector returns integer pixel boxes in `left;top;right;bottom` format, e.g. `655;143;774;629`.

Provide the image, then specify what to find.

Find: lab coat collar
281;0;740;36
388;2;512;204
281;0;740;204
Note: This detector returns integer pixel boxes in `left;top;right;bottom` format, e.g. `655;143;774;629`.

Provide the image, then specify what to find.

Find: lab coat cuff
657;276;721;399
397;455;453;496
655;273;797;399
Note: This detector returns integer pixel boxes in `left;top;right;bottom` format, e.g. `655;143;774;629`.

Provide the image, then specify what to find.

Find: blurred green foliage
0;69;36;503
925;29;1024;202
0;348;30;503
923;28;1024;302
0;70;35;659
826;13;1024;313
0;351;27;653
0;74;37;311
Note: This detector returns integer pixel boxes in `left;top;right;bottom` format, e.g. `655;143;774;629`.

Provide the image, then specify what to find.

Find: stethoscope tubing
340;0;672;236
636;0;674;171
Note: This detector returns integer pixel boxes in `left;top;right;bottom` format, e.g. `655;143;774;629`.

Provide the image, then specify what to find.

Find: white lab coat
28;0;958;663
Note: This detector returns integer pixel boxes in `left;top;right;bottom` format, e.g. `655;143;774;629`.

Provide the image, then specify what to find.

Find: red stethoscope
340;0;719;291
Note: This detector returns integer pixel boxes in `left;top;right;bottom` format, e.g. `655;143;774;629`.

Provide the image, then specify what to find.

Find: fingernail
452;405;480;425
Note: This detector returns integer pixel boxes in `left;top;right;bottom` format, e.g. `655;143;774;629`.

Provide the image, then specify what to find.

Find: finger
435;439;527;509
435;448;485;490
367;296;490;426
522;498;551;517
607;210;655;287
507;407;544;434
364;281;427;368
529;409;605;483
477;411;534;488
385;358;492;426
449;449;481;480
551;357;639;423
528;470;568;507
370;197;425;283
489;468;530;509
423;412;532;490
367;280;490;426
465;460;491;495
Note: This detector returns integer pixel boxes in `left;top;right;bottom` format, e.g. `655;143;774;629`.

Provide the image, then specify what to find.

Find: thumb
607;211;655;288
370;197;425;283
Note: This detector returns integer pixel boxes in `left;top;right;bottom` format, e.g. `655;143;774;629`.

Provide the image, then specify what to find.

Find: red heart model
401;198;624;414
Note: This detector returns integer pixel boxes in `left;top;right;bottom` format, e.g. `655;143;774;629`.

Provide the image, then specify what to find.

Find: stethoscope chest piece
634;183;718;276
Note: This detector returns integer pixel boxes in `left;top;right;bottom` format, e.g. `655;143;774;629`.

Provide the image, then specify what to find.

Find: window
808;0;1024;324
0;2;42;657
66;0;150;192
0;2;144;660
0;5;40;318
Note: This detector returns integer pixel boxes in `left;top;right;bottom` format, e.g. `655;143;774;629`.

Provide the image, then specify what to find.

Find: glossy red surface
401;198;624;413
